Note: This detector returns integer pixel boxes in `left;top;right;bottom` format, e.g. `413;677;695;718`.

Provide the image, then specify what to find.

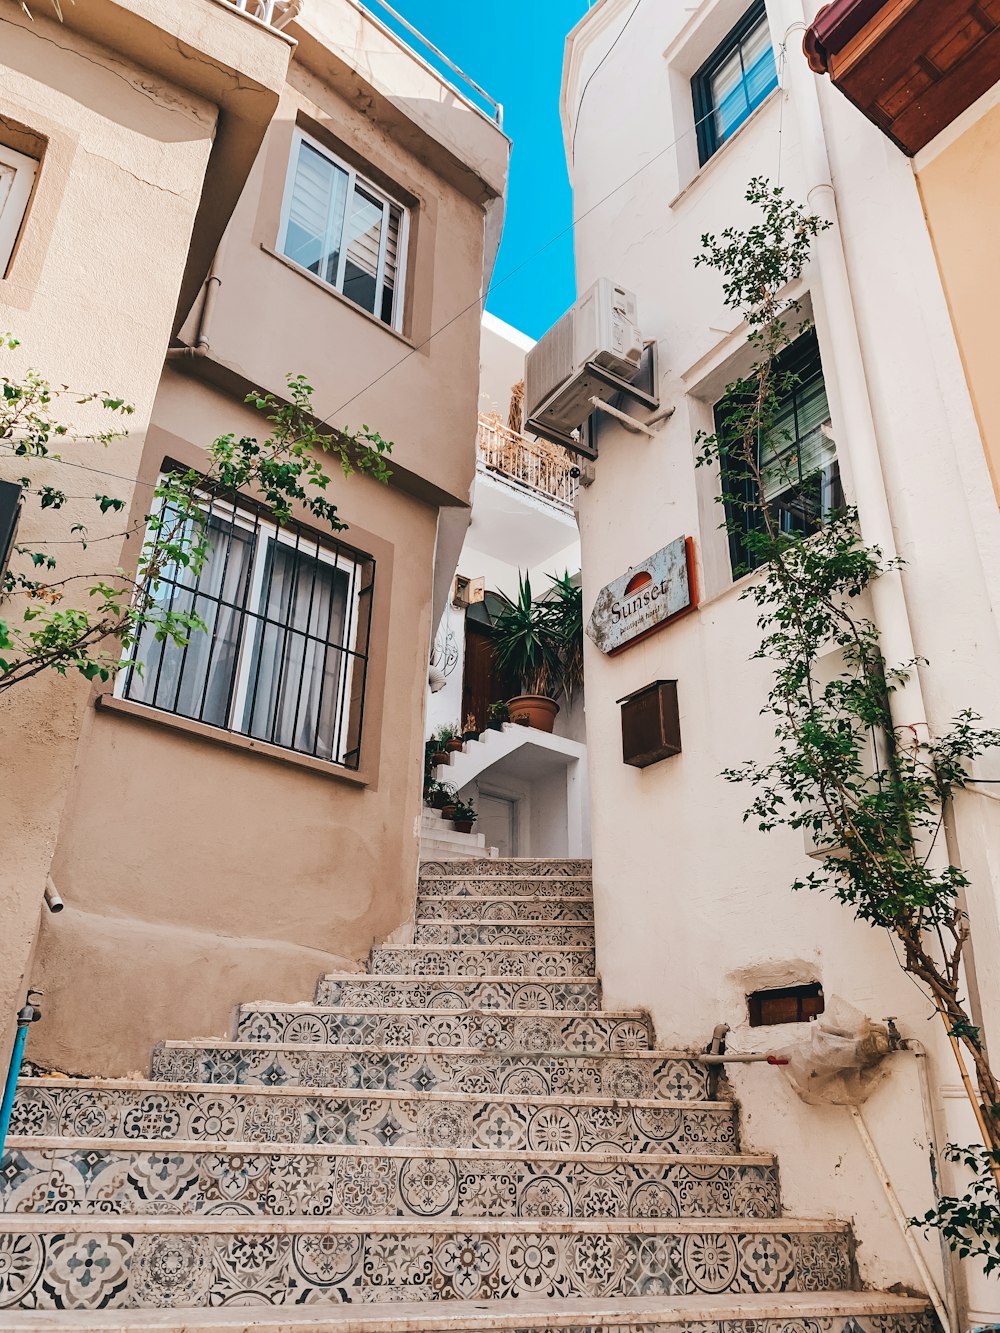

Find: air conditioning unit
525;279;643;452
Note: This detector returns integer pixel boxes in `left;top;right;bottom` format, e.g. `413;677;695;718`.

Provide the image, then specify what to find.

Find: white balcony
477;413;579;511
222;0;286;25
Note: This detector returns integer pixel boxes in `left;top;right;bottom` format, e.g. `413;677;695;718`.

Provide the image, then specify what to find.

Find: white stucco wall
562;0;1000;1319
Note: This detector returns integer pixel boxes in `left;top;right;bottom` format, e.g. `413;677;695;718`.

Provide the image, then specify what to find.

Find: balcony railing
477;413;579;510
221;1;503;126
223;0;284;26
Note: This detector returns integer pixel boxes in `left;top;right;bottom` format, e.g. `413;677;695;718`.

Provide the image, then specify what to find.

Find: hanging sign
586;536;696;655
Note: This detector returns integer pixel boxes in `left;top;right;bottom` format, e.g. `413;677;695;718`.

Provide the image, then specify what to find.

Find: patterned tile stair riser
0;1219;856;1309
368;948;596;979
0;1303;943;1333
234;1009;651;1054
421;860;594;877
11;1083;741;1154
412;925;595;947
416;897;595;922
148;1046;714;1101
315;978;604;1012
0;1144;781;1220
418;878;593;899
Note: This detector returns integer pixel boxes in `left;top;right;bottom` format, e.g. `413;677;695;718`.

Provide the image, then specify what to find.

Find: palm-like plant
544;571;584;705
491;573;563;699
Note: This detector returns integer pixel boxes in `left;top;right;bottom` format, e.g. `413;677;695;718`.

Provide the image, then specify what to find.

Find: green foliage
487;700;510;725
432;723;460;745
492;570;583;702
1;338;393;693
452;799;477;822
694;180;1000;1250
913;1145;1000;1273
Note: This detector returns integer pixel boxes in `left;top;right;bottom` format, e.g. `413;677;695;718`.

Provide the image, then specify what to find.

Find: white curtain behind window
245;539;351;760
127;513;254;725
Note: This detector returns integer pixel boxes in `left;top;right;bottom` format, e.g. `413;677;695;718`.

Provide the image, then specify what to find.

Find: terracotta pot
430;751;449;767
507;695;559;733
441;804;458;819
453;819;475;834
446;739;464;753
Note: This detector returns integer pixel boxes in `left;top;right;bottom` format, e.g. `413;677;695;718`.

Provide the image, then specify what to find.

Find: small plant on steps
452;799;477;834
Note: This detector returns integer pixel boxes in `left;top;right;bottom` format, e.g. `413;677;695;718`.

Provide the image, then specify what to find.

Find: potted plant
462;713;479;743
487;701;509;731
428;729;450;767
452;799;477;835
427;781;456;811
492;573;564;733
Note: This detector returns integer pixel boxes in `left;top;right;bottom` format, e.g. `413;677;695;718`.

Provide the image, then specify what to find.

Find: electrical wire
570;0;645;157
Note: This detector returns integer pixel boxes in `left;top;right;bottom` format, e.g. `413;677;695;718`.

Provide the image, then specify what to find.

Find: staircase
0;858;933;1330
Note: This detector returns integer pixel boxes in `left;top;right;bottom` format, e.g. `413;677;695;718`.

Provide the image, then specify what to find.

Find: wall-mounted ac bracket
526;344;660;460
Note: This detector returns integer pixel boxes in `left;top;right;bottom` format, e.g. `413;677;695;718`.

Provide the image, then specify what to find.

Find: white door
477;794;518;857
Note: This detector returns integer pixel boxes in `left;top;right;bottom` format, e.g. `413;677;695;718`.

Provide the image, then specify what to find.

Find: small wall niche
747;982;824;1028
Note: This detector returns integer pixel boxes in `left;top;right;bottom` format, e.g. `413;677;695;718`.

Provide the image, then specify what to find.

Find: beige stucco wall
916;96;1000;505
30;367;436;1076
0;4;227;1058
14;6;506;1074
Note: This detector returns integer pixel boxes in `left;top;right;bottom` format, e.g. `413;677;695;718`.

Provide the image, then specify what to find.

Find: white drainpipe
766;0;931;748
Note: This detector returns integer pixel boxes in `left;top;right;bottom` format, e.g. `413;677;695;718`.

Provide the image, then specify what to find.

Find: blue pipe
0;992;42;1161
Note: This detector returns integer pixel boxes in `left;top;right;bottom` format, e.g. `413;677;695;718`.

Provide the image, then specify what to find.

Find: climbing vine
694;178;1000;1272
1;335;392;692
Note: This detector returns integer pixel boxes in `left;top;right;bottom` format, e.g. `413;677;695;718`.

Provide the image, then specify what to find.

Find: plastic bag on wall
773;997;892;1106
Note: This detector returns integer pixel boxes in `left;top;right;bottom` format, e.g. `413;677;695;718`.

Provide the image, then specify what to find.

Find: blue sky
387;1;591;339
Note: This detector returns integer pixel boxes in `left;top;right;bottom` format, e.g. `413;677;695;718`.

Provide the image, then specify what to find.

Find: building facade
423;313;589;862
560;0;1000;1322
0;0;508;1075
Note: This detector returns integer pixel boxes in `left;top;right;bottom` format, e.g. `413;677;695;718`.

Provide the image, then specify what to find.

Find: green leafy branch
1;339;392;693
693;178;1000;1262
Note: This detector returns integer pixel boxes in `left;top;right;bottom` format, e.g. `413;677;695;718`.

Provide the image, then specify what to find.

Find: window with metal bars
278;128;407;330
692;2;779;165
716;329;842;579
117;482;375;770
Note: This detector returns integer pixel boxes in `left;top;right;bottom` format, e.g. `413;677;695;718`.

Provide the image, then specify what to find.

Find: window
748;983;825;1027
693;2;779;164
278;129;406;329
117;486;375;769
717;329;841;578
0;143;39;275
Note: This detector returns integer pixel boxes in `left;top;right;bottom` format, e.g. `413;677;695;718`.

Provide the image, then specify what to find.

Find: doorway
477;792;518;858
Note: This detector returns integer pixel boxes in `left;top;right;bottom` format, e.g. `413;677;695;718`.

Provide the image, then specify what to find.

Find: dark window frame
693;1;778;165
117;474;376;771
716;328;842;579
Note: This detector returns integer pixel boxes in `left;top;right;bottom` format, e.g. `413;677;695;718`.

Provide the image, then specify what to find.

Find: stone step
0;1291;936;1333
412;923;595;947
234;1008;648;1054
369;947;596;978
416;897;595;922
0;1215;854;1308
12;1081;740;1154
148;1044;713;1101
421;859;592;877
1;1140;779;1220
316;977;603;1012
418;877;592;899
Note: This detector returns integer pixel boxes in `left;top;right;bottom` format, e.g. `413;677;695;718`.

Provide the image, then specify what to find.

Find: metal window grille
277;128;408;331
692;2;779;165
717;329;842;579
117;480;375;770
